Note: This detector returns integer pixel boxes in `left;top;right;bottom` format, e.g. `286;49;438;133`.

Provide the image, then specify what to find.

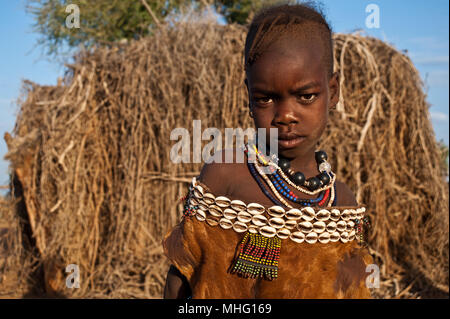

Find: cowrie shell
284;219;297;230
252;214;268;226
208;205;223;217
259;225;276;238
357;207;366;218
269;217;285;229
196;209;206;221
330;232;340;242
203;193;215;205
285;208;302;220
315;209;330;222
268;206;285;218
305;232;318;244
290;231;305;243
237;211;252;223
330;209;340;221
233;221;248;233
301;207;315;221
189;197;200;206
319;232;331;244
341;209;351;221
298;221;313;233
247;203;265;215
348;230;356;241
313;221;326;233
198;202;209;211
340;231;349;243
326;221;337;233
219;218;232;229
230;200;246;212
276;228;291;240
193;185;204;199
346;220;355;232
215;196;231;208
206;216;220;227
223;208;237;220
336;220;347;232
248;225;259;234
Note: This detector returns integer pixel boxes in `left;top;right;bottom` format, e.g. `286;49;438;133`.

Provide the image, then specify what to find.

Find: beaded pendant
231;232;281;280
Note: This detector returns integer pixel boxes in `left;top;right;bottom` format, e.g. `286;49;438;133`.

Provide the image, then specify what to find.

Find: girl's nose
273;100;299;127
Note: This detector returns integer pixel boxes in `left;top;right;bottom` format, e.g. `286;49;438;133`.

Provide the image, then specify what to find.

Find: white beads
319;162;332;173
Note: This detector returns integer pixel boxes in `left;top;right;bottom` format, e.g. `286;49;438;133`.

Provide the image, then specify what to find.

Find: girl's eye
254;97;273;105
299;94;317;103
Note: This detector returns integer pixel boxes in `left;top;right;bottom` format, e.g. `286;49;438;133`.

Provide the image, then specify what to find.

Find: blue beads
247;162;284;207
267;172;324;204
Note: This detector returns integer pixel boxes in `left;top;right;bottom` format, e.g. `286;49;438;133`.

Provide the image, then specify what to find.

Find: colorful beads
181;190;198;218
251;143;334;192
231;232;281;280
267;171;329;205
248;143;336;196
247;162;284;207
354;215;370;246
246;143;336;208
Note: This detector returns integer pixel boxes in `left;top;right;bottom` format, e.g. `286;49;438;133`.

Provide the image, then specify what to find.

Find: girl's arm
163;265;191;299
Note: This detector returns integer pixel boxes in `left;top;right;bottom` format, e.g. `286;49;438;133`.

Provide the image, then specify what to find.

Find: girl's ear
329;72;340;109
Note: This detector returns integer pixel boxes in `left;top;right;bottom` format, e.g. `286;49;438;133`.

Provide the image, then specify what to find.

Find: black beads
318;172;331;185
315;150;328;163
307;177;321;191
278;157;291;172
291;172;305;185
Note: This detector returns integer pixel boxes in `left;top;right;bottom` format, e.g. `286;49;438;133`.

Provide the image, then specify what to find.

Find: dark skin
164;35;358;299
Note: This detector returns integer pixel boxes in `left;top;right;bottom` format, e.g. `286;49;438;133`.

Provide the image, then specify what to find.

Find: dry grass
1;19;448;298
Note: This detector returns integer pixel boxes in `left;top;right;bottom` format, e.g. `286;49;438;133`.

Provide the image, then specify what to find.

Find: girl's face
246;37;339;161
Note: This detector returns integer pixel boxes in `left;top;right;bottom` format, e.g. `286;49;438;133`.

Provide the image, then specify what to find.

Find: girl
163;3;373;299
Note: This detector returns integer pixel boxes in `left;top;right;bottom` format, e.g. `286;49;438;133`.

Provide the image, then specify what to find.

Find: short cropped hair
244;2;333;77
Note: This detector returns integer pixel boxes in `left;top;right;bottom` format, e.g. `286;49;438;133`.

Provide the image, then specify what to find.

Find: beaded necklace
250;143;335;195
266;169;329;204
245;143;335;208
246;146;326;207
252;158;294;208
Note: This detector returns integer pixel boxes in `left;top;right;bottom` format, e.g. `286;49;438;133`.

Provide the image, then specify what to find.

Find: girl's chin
276;144;313;159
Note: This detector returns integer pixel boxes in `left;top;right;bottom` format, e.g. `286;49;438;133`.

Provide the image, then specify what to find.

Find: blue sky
0;0;448;188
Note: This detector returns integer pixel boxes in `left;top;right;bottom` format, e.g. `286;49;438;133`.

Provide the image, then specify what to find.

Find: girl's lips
277;136;306;149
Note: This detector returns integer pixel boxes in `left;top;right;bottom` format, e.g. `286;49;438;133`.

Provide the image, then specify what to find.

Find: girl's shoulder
334;180;358;206
198;147;247;197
